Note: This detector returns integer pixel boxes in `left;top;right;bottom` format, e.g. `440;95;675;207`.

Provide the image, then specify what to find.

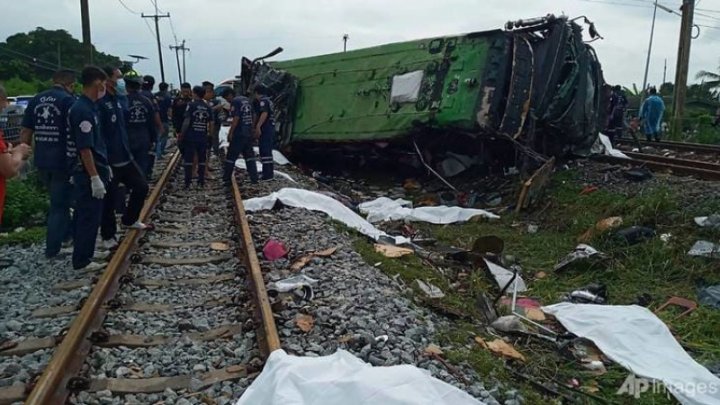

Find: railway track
0;151;279;404
615;137;720;155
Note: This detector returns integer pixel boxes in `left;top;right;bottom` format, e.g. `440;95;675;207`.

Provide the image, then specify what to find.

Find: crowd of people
605;85;667;144
0;65;277;272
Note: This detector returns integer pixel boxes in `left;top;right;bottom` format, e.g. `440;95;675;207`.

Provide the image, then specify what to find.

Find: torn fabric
244;188;409;244
542;303;720;405
484;259;527;293
236;349;485;405
592;133;630;159
358;196;499;224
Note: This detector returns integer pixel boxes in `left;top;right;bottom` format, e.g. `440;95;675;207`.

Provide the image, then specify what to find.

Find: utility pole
57;42;62;69
642;0;659;97
663;58;667;85
343;34;349;52
80;0;92;64
672;0;695;136
142;1;170;83
169;43;182;85
170;40;189;83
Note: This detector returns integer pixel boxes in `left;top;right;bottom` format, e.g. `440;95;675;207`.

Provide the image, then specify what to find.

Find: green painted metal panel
271;31;499;143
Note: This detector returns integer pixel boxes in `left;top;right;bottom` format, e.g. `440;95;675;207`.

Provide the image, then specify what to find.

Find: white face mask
116;78;127;96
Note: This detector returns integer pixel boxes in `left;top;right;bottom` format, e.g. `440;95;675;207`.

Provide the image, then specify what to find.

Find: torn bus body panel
240;14;605;172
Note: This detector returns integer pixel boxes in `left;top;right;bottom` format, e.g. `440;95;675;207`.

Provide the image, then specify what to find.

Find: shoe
125;221;152;230
100;238;119;250
77;261;106;272
93;250;111;261
60;246;73;255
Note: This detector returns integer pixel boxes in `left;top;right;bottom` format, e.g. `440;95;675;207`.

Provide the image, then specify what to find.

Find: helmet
124;70;143;84
143;75;156;86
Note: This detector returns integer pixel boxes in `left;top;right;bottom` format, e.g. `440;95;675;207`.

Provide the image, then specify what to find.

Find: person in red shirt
0;84;32;223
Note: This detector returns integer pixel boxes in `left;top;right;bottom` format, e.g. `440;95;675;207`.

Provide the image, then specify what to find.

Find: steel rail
616;138;720;154
624;151;720;172
594;153;720;181
230;176;281;355
25;151;182;404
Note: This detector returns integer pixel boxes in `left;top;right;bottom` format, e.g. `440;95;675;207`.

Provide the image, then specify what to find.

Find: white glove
90;175;106;199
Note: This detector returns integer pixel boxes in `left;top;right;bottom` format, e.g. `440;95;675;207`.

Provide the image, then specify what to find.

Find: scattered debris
562;283;607;304
695;215;720;229
403;178;422;192
623;167;653;182
543;302;720;405
491;315;528;333
527;224;539;234
554;244;608;272
655;296;697;319
472;236;505;256
615;226;656;245
474;337;526;362
516;157;555;213
374;244;414;258
535;271;547;279
482;259;527;293
660;233;672;243
267;275;319;301
633;293;653;307
499;297;546;321
415;280;445;299
263;239;288;261
594;133;630;159
290;247;338;271
579;185;599;196
295;314;315;332
688;240;720;258
578;216;623;243
210;242;230;251
423;344;444;356
698;284;720;309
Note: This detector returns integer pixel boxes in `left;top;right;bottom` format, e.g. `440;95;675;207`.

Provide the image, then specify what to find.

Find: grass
349;169;720;404
0;226;46;246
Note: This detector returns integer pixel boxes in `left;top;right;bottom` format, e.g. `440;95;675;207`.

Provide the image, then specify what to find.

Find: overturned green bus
239;14;607;171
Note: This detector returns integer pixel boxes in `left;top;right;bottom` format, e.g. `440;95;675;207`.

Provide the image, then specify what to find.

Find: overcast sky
2;0;720;90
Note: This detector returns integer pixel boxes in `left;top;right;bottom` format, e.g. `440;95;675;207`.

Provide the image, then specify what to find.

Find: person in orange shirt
0;84;32;223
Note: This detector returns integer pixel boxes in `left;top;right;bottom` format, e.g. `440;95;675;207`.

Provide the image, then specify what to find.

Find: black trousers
183;139;207;186
101;162;149;240
224;133;258;183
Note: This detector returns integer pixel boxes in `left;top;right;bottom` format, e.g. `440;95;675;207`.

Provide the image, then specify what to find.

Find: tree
696;62;720;97
0;27;122;82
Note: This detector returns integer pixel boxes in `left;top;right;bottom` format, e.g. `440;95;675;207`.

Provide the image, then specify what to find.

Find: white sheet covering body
542;303;720;405
358;197;499;224
243;188;409;244
236;349;485;405
218;126;294;180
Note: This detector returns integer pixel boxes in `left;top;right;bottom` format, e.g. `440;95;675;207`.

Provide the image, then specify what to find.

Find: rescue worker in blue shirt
141;75;165;179
222;88;258;185
125;73;158;178
639;87;666;142
97;67;150;250
68;66;110;271
19;69;76;258
155;82;172;157
203;81;223;159
253;85;275;180
179;86;212;188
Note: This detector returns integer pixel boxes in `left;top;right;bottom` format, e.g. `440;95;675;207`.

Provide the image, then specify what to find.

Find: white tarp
484;259;527;293
358;196;499;224
243;188;409;244
592;133;630;159
390;70;424;104
236;349;485;405
542;303;720;405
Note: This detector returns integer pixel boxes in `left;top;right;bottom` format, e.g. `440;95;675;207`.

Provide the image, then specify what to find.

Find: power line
117;0;141;15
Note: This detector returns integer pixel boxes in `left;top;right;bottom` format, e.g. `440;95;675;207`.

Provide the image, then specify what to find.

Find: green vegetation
0;227;46;246
351;170;720;403
0;27;123;96
2;172;49;231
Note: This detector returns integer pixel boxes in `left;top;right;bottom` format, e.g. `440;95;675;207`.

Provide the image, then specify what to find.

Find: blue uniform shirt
98;93;133;166
184;100;211;142
231;96;253;138
69;95;109;178
127;92;157;150
141;90;158;111
255;96;275;135
21;86;75;171
155;91;172;123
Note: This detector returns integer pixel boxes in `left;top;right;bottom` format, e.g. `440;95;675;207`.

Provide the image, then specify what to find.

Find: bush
2;172;49;230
